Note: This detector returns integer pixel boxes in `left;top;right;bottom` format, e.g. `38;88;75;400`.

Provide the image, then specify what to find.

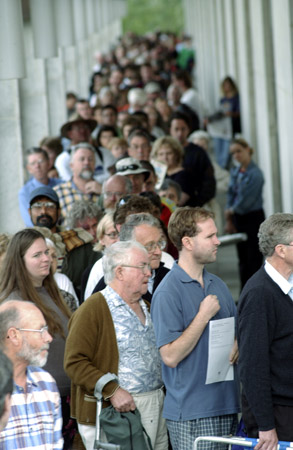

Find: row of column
0;0;126;232
183;0;293;216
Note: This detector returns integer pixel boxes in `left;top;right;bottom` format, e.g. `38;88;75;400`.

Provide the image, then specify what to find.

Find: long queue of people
0;30;289;450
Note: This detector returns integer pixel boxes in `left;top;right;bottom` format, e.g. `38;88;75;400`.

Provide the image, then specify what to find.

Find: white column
214;0;227;78
53;0;75;47
223;0;237;78
0;0;26;79
234;0;256;145
30;0;58;58
72;0;89;97
271;0;293;212
0;79;24;231
249;0;280;215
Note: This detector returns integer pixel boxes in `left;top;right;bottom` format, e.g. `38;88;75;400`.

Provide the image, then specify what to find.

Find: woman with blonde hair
151;136;194;206
225;137;265;289
81;213;119;301
0;228;73;441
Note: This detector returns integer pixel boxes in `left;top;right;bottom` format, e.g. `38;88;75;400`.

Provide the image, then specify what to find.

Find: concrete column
214;1;227;78
61;46;79;95
30;0;58;58
53;0;75;47
0;0;26;79
271;0;293;212
223;0;237;78
45;51;67;136
234;0;256;145
0;79;24;231
72;0;89;97
249;0;280;215
19;24;49;148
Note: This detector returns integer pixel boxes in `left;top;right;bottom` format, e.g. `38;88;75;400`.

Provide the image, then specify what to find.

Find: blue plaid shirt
0;366;63;449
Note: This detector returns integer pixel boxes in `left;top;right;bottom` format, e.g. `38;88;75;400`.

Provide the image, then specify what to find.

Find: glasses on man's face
103;191;124;199
31;202;57;211
144;239;166;253
16;325;49;338
121;263;151;274
104;231;119;239
28;159;47;166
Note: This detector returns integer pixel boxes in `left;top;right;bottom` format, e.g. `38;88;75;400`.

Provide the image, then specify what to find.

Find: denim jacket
227;160;264;214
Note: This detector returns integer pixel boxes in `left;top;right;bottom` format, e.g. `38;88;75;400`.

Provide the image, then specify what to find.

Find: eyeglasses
28;159;47;166
282;243;293;247
104;232;119;239
16;325;49;338
31;202;57;210
121;263;151;274
144;240;166;252
103;191;124;198
118;164;140;172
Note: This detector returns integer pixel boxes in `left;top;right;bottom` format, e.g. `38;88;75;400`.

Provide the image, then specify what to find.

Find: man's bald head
0;301;43;348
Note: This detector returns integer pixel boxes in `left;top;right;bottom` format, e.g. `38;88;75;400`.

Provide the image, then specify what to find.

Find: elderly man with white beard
54;142;101;223
0;300;63;449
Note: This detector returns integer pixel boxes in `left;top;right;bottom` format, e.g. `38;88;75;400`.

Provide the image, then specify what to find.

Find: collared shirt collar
264;260;293;299
173;262;213;288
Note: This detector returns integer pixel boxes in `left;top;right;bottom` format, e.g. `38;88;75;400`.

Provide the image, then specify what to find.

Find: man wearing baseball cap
29;186;61;233
28;186;102;299
19;147;63;227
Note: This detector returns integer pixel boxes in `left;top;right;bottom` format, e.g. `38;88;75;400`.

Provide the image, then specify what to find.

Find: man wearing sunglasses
0;300;63;449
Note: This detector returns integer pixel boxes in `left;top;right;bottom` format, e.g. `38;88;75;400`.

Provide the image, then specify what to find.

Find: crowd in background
0;30;267;450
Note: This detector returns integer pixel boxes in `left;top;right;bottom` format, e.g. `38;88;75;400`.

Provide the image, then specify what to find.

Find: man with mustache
0;300;63;449
53;142;101;224
28;186;103;299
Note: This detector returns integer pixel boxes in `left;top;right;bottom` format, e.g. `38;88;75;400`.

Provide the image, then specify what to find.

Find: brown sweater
64;292;119;425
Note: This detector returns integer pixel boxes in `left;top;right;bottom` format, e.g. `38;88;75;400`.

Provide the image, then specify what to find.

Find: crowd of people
1;30;291;450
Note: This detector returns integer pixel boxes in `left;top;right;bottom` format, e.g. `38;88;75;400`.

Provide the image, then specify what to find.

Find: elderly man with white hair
64;240;168;450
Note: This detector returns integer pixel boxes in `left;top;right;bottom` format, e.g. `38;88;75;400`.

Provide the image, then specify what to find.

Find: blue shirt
226;160;264;215
18;177;63;226
0;366;63;449
151;263;240;421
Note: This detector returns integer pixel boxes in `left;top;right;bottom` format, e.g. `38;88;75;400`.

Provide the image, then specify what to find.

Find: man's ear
275;244;286;259
6;327;22;347
181;236;193;251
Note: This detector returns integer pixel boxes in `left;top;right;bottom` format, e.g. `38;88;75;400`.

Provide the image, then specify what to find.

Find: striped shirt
0;366;63;450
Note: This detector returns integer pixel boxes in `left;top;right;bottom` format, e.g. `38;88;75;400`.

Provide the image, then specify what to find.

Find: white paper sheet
205;317;235;385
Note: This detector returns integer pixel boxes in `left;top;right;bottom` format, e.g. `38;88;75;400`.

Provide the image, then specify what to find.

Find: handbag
100;405;153;450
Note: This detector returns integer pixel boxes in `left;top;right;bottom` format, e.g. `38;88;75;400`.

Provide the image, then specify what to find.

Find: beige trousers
78;386;168;450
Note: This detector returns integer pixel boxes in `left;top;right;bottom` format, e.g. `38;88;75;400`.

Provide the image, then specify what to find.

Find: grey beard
80;169;93;180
